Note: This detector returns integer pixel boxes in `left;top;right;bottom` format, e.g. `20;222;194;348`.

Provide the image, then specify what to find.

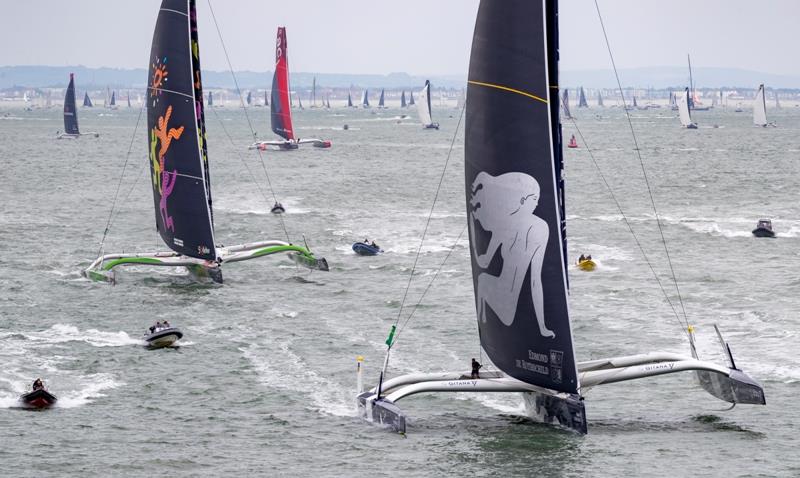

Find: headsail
83;91;93;107
147;0;216;261
270;26;294;140
753;84;767;126
416;80;434;126
578;87;588;107
466;0;578;394
63;73;79;135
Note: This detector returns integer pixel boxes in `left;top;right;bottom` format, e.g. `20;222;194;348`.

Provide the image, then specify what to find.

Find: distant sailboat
126;92;132;108
578;86;588;107
250;27;331;150
297;93;304;110
753;84;773;127
361;89;370;108
264;90;269;106
57;73;98;139
109;90;117;108
310;77;317;107
597;90;604;107
679;87;698;129
416;80;439;129
774;90;781;109
408;90;415;106
357;0;765;435
400;91;407;108
84;0;329;284
561;88;572;119
246;91;252;106
346;91;354;108
208;90;214;107
83;91;93;107
325;94;330;109
378;88;386;108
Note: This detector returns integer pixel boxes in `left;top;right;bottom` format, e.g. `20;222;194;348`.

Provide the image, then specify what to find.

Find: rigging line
206;0;291;244
207;106;291;243
393;102;466;328
567;120;688;339
95;102;146;258
393;223;468;346
593;0;690;328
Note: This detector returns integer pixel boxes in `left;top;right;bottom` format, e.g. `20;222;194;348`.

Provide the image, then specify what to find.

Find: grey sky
2;0;798;76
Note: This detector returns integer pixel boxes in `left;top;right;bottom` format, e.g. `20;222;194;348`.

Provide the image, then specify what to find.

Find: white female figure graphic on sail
469;171;555;338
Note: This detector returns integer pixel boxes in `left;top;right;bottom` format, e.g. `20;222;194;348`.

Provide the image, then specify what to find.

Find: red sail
270;26;294;140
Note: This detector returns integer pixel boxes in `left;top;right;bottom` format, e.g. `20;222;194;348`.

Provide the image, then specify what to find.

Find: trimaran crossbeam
357;327;765;435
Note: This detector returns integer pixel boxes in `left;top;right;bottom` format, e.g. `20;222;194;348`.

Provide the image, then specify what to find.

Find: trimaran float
250;27;330;150
357;0;765;435
57;73;99;139
83;0;329;284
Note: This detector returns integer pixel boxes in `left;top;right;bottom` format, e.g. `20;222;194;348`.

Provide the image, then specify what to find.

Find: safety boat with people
270;202;285;214
752;219;775;238
144;321;183;349
20;379;57;409
577;254;596;271
353;240;383;256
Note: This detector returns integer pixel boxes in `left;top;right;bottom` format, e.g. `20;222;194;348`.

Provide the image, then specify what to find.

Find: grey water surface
0;102;798;477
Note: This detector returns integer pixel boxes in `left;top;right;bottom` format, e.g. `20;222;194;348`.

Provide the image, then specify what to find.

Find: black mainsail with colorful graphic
357;0;764;435
83;0;328;284
58;74;98;139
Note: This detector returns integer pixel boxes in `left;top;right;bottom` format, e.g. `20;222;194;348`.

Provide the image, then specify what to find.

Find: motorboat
20;387;57;409
752;219;775;238
353;242;382;256
144;326;183;349
577;257;596;271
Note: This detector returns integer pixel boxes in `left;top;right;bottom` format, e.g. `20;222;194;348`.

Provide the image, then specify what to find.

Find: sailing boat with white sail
57;74;98;139
83;0;329;284
753;84;773;127
250;27;330;150
416;80;439;129
679;87;698;129
357;0;764;435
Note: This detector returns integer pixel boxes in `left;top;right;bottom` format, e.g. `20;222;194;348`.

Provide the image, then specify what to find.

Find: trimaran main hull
83;240;329;284
357;345;765;434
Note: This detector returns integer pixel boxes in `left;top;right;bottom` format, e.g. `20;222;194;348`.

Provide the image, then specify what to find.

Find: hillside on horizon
2;65;800;91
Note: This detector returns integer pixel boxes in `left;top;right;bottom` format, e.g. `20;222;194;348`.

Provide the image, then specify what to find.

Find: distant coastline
2;65;800;91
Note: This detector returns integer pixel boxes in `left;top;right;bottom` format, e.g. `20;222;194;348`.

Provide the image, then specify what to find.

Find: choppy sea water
0;102;798;477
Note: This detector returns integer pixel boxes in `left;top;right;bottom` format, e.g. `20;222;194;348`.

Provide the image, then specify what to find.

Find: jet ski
20;388;57;409
144;327;183;349
352;242;383;256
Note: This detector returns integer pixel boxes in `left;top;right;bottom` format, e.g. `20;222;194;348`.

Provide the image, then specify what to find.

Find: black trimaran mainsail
465;0;576;395
357;0;764;435
83;0;328;283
